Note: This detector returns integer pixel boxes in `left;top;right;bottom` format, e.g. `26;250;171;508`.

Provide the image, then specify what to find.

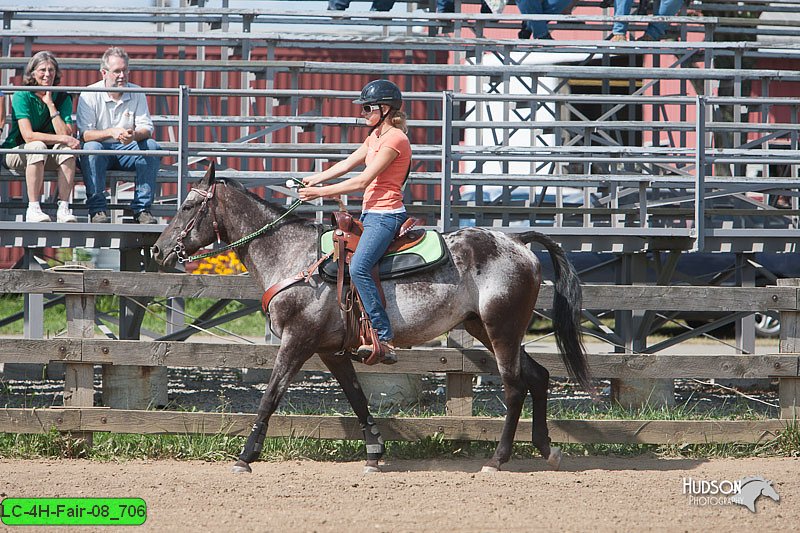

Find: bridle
174;182;221;263
173;181;302;263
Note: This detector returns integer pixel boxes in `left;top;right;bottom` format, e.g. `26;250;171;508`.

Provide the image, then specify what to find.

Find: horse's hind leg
521;350;561;470
232;344;312;474
463;317;526;472
319;353;386;474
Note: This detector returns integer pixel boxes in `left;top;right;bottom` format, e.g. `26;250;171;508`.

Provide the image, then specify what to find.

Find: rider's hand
298;186;322;202
302;175;321;187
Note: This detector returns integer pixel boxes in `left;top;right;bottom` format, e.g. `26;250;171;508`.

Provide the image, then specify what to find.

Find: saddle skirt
319;222;448;282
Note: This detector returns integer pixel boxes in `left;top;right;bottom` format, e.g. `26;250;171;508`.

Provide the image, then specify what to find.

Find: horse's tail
514;230;594;395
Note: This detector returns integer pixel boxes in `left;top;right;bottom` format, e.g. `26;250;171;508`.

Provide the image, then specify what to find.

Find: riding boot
356;341;397;365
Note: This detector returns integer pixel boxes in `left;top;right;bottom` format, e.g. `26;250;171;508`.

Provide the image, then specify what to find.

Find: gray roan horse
151;164;593;474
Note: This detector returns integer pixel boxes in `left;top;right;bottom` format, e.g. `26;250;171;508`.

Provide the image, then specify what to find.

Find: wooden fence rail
1;270;798;446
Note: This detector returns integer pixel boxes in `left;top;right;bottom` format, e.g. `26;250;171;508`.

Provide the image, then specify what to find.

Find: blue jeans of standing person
350;211;407;343
516;0;573;38
80;139;160;216
328;0;395;10
612;0;682;39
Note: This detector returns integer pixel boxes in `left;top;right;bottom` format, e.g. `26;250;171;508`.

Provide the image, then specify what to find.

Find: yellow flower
191;252;247;275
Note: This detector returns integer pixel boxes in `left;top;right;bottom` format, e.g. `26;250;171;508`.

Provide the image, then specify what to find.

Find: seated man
611;0;682;41
76;46;161;224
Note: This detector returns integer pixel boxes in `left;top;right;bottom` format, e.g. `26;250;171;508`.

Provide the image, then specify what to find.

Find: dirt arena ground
0;456;796;532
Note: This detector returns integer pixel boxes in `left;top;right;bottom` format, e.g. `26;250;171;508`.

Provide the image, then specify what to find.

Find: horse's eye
181;203;194;212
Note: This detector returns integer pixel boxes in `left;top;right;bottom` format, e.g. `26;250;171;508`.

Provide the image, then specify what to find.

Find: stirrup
356;342;397;366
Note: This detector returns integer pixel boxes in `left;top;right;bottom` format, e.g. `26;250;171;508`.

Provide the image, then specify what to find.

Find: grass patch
1;413;797;462
0;294;266;338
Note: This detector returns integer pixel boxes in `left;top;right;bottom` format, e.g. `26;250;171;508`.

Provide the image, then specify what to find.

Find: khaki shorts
4;141;75;171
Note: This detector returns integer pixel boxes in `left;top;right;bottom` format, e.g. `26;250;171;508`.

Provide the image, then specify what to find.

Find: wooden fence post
1;250;47;380
102;249;168;409
445;326;474;416
611;253;675;408
778;278;800;420
64;293;96;446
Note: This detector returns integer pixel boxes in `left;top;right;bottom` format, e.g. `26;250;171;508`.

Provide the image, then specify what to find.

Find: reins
175;179;304;263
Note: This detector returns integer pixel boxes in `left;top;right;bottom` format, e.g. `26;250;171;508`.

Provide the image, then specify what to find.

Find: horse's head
760;480;780;502
152;162;221;268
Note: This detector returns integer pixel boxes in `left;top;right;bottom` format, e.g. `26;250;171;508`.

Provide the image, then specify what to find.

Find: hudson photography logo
682;476;780;512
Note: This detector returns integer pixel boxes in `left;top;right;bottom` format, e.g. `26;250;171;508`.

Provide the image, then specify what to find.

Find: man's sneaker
56;204;77;223
134;211;157;224
26;206;51;223
91;211;110;223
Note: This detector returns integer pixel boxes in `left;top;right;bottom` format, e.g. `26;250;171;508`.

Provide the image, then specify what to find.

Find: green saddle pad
319;229;449;282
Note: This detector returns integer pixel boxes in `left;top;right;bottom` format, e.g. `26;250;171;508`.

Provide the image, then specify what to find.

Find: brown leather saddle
331;211;424;365
261;210;427;366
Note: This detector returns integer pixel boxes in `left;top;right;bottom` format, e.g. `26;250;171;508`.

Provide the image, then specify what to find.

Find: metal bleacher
1;0;800;351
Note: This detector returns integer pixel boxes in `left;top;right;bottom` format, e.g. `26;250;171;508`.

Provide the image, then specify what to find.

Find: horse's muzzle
151;244;176;268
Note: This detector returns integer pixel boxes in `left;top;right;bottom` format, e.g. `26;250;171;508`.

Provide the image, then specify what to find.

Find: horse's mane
217;177;280;210
217;177;316;229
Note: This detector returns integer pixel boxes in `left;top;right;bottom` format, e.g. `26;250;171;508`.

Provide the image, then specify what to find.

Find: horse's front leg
319;353;385;474
232;341;314;474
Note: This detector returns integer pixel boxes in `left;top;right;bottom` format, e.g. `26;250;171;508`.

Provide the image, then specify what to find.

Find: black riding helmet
353;79;403;110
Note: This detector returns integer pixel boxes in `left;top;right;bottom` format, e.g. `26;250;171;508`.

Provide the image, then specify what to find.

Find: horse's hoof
547;447;562;471
480;465;499;473
231;460;252;474
363;459;381;474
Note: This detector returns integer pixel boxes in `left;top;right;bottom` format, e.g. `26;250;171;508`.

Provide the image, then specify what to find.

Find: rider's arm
300;145;398;200
302;142;369;187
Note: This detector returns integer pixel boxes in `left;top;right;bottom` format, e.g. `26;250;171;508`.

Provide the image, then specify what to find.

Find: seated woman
2;51;79;222
299;80;411;364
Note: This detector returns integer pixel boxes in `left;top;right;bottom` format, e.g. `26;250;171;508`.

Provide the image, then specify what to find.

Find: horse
151;163;593;474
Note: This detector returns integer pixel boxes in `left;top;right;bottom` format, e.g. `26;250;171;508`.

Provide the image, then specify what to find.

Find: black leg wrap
361;415;385;461
239;420;268;463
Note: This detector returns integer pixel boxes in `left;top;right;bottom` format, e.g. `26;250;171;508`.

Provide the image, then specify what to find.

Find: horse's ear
200;161;216;187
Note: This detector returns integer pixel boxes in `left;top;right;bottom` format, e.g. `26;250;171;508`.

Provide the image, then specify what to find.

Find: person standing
77;46;160;224
2;51;79;223
299;80;411;364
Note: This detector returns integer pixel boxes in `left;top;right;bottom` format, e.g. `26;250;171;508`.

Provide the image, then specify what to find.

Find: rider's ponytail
389;109;408;134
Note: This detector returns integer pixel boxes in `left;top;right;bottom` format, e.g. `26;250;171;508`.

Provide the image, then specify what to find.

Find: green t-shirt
2;90;74;149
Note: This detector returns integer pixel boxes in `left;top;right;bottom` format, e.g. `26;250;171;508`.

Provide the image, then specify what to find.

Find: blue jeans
80;139;160;215
350;211;407;343
613;0;682;39
516;0;573;38
328;0;394;10
437;1;491;12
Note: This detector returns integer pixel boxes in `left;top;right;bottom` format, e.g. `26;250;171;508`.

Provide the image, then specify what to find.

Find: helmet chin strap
369;106;390;136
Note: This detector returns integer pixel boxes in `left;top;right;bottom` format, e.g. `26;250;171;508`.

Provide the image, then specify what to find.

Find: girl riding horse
299;79;411;365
